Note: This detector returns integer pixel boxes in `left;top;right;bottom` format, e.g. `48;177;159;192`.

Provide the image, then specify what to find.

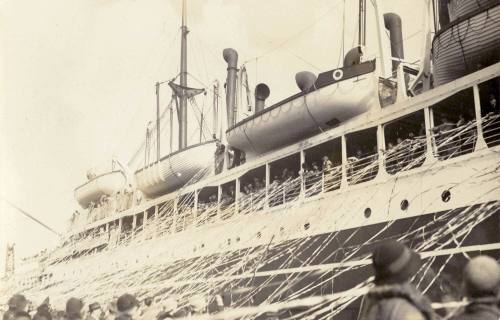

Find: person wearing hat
115;294;140;320
357;240;435;320
66;298;85;320
85;303;102;320
449;255;500;320
3;295;28;320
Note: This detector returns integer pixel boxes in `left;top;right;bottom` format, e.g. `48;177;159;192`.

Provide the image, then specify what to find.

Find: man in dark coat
449;255;500;320
358;240;435;320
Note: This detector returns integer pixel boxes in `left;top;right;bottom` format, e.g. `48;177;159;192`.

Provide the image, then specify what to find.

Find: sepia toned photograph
0;0;499;319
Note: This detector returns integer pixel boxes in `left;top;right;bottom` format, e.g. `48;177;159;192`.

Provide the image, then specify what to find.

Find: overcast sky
0;0;426;271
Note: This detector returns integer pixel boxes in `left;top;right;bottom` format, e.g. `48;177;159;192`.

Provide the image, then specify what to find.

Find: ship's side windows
197;186;218;225
134;212;144;235
268;153;301;207
430;88;477;160
121;216;134;240
383;111;426;174
346;127;379;184
239;166;265;213
157;200;175;235
220;181;236;220
177;193;196;232
478;76;500;147
303;138;342;197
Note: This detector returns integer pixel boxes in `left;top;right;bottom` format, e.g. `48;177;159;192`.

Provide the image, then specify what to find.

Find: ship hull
10;144;500;318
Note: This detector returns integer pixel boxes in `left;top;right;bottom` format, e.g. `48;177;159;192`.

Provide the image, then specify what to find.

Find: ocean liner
2;0;500;319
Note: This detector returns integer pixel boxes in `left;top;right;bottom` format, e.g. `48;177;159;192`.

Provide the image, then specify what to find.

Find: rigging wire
0;195;61;237
242;0;344;65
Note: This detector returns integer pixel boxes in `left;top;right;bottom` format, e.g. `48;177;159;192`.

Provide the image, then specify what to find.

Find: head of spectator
13;311;30;320
311;163;319;172
65;298;84;320
356;149;363;158
8;295;28;313
463;255;500;299
387;142;395;150
116;294;139;319
143;297;153;308
372;240;422;285
489;94;497;109
396;137;403;145
408;131;415;139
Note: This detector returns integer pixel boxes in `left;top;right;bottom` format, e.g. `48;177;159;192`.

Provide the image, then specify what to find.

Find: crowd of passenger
2;240;499;320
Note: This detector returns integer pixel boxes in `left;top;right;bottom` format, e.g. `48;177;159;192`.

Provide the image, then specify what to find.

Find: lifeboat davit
135;140;218;198
433;1;500;86
226;61;378;156
74;171;127;209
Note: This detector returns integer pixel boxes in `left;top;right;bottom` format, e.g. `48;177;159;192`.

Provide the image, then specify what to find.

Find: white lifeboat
226;61;378;157
433;2;500;86
134;140;218;198
74;171;127;209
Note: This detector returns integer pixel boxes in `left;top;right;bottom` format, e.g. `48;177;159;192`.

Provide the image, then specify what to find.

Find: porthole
304;222;310;230
201;243;205;248
441;190;451;202
400;199;409;211
257;232;262;238
364;208;372;218
236;237;240;242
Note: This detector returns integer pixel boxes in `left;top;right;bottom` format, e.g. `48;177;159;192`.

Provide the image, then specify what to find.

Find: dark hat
65;298;84;319
464;255;500;298
116;294;139;313
372;240;422;285
8;294;27;310
143;297;153;307
88;302;101;313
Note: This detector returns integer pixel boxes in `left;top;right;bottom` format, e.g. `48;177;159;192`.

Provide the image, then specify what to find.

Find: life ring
332;69;343;81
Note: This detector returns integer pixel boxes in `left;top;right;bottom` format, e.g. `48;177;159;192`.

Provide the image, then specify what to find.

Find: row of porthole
364;189;452;218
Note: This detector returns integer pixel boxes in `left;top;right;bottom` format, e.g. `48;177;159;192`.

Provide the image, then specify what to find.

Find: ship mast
359;0;366;49
178;0;188;150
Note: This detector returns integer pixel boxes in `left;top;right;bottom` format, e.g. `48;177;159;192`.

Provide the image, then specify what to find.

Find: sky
0;0;427;273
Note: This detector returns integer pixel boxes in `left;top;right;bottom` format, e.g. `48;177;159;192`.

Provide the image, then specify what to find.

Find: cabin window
228;147;246;169
135;213;144;234
346;127;379;184
146;206;155;221
121;216;134;239
384;111;426;174
304;138;342;197
239;166;265;213
269;153;300;207
430;88;477;160
478;76;500;147
157;200;175;235
176;193;195;232
379;78;397;107
197;186;218;225
220;181;236;220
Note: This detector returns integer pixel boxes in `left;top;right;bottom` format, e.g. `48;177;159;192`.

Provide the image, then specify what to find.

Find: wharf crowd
2;241;499;320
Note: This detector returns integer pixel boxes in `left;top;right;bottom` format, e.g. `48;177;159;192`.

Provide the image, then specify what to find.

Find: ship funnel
295;71;317;92
343;47;362;67
383;13;405;73
254;83;270;113
223;48;238;126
